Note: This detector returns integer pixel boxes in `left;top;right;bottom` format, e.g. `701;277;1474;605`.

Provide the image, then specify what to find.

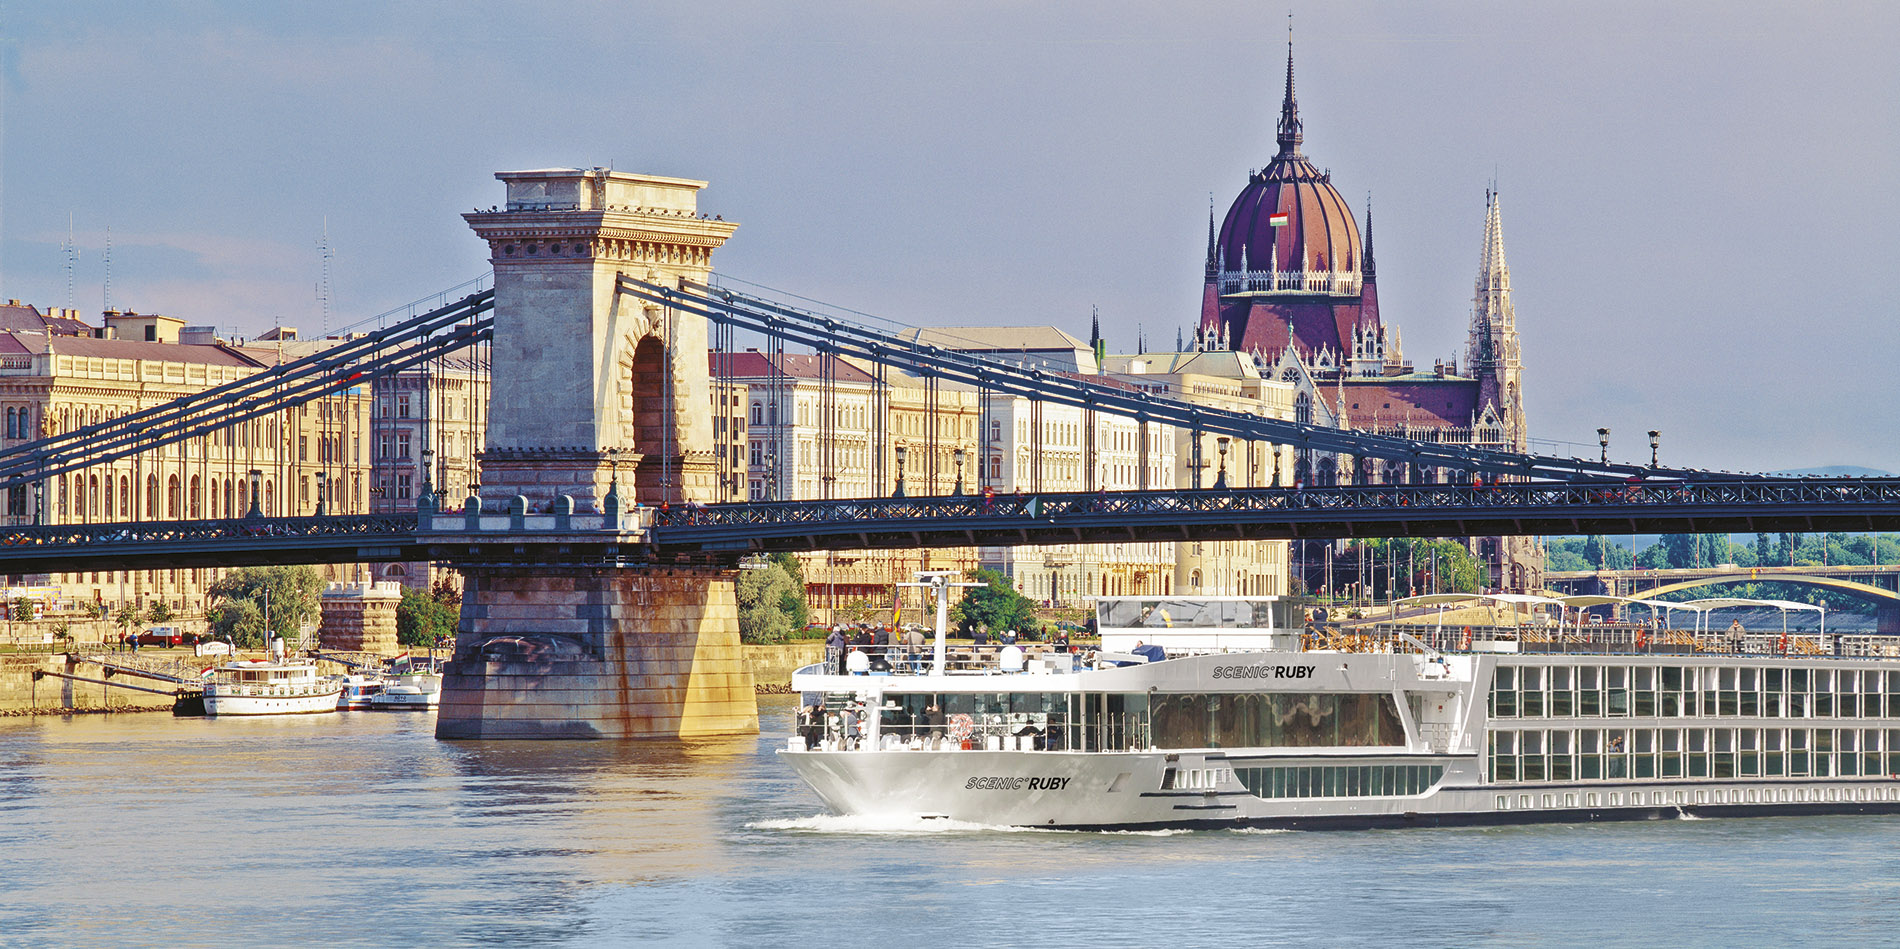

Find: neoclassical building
1194;46;1538;593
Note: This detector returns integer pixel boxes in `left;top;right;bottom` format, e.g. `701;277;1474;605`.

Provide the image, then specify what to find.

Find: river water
3;697;1899;947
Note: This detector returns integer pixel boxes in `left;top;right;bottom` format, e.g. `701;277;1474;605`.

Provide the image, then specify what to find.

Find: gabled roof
898;325;1088;352
711;351;880;383
0;330;260;367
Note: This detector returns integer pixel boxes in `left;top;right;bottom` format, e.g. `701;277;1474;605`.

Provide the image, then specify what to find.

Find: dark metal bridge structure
0;275;1894;573
1;478;1896;573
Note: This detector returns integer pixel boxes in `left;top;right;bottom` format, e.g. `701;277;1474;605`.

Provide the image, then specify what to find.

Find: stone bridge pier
436;168;756;739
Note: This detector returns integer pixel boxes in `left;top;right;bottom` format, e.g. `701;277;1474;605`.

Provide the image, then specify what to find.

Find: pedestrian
825;626;846;674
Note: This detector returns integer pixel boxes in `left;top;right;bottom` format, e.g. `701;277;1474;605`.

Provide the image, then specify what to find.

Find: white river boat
204;659;343;716
785;588;1900;830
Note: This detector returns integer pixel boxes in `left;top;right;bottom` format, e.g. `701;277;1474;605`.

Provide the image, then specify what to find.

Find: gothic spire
1275;34;1304;158
1204;196;1219;275
1089;305;1101;347
1362;196;1376;278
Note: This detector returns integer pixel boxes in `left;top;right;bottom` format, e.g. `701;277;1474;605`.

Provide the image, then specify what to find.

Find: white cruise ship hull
788;595;1900;831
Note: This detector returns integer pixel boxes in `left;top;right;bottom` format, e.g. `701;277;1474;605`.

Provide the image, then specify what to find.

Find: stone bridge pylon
436;168;758;739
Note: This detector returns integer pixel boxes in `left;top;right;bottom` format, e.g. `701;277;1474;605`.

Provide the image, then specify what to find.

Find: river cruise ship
204;659;343;716
784;592;1900;830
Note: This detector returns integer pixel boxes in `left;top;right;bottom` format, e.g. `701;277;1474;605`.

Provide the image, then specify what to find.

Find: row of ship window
1496;785;1900;810
1487;726;1900;783
1230;764;1447;800
1490;665;1900;720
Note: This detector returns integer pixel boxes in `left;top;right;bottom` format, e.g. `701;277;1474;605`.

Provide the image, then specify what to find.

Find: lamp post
1273;447;1283;488
1214;436;1230;490
247;469;263;518
32;481;42;526
764;447;778;501
315;470;327;516
1597;427;1611;465
953;447;966;496
893;444;907;498
1648;430;1661;467
421;447;436;498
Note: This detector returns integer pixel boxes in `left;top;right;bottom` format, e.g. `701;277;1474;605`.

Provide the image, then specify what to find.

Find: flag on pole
1268;211;1290;227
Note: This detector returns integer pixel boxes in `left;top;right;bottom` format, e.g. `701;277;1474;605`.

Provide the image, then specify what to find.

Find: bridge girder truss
0;479;1892;572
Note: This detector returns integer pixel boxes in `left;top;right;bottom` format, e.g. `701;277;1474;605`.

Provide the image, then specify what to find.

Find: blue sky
5;1;1896;473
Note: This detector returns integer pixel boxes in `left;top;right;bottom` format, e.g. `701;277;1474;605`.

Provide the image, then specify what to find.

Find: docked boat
368;669;442;710
333;673;386;710
784;587;1900;830
204;659;343;716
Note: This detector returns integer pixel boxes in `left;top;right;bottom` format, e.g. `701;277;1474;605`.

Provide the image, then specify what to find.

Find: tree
206;566;324;648
146;601;175;625
82;601;105;621
396;587;458;648
956;569;1037;638
11;597;33;622
736;555;807;644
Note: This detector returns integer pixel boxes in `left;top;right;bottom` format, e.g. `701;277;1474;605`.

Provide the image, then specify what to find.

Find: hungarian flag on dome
1269;211;1290;227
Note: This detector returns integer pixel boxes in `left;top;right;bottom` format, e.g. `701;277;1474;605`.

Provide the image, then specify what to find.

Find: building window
397;432;411;459
397;474;412;500
380;435;393;460
298;435;308;461
398;394;411;418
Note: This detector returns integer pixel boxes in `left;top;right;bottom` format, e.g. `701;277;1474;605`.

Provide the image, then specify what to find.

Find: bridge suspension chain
624;276;1777;486
0;290;495;493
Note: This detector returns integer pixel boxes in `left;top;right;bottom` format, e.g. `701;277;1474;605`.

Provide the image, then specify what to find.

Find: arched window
5;407;15;439
70;476;82;519
119;476;129;518
209;478;220;518
103;476;114;520
750;401;762;425
1190;569;1202;589
146;475;160;519
166;475;180;519
189;475;202;519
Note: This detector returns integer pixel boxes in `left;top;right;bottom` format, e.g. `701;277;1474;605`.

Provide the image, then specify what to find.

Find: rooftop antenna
63;213;80;310
316;216;333;335
103;225;112;313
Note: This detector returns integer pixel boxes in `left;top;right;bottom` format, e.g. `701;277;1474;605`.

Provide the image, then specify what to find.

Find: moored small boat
204;659;343;716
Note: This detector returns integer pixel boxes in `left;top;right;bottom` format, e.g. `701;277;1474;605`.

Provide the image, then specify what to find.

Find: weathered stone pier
435;168;757;739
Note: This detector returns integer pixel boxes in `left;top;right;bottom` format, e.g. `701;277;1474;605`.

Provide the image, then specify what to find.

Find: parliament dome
1212;50;1362;281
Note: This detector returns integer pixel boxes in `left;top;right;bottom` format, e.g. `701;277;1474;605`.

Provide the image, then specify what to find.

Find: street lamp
764;447;778;501
1273;447;1283;488
1214;436;1230;490
421;447;436;498
1597;427;1610;464
953;447;966;495
32;481;42;526
315;470;327;516
1648;430;1661;467
247;469;263;518
893;444;908;498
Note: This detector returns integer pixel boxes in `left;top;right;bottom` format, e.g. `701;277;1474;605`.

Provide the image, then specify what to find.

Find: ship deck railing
1350;624;1898;660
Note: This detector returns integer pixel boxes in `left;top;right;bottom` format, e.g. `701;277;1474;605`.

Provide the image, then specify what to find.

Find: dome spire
1205;194;1219;275
1276;19;1303;158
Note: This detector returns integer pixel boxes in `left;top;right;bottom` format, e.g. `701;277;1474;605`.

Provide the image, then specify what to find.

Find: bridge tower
437;168;757;739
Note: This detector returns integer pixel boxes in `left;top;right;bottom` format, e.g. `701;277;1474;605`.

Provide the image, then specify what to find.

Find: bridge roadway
0;478;1896;572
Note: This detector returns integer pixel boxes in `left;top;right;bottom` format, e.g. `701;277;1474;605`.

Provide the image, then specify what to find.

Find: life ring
947;713;975;741
1635;631;1649;650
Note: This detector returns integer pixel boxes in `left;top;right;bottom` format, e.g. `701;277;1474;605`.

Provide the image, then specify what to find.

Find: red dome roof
1213;48;1362;278
1217;161;1360;276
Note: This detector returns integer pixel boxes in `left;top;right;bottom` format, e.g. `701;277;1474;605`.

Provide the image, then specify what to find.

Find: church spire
1275;31;1304;159
1467;189;1525;448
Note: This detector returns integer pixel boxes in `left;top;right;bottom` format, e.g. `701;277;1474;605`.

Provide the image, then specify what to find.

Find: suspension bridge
0;166;1891;739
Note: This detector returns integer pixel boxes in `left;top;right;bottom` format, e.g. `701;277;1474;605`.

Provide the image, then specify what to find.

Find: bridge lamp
1597;427;1611;464
1215;436;1230;490
421;447;436;499
953;447;966;496
1648;430;1661;468
893;445;908;498
765;447;778;501
32;481;41;526
247;469;263;518
315;471;328;517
